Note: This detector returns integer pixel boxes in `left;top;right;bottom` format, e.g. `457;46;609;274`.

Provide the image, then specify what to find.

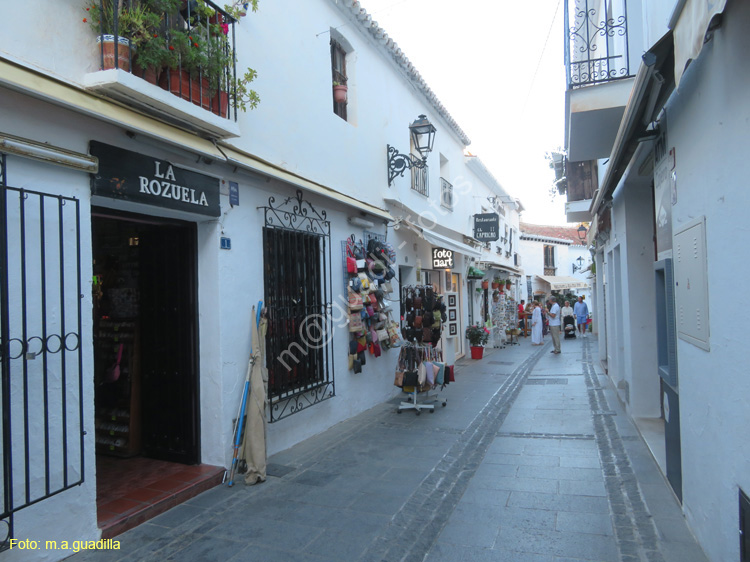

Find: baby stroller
563;315;577;339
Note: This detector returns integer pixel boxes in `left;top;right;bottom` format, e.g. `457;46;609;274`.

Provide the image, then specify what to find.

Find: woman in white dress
531;301;543;345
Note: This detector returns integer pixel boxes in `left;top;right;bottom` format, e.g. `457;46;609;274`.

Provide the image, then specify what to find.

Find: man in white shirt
547;296;561;354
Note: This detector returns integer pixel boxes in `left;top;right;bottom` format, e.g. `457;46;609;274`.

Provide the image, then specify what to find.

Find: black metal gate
0;156;85;548
260;190;334;423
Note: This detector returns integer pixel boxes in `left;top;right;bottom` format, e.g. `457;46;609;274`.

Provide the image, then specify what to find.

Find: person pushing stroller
561;300;576;339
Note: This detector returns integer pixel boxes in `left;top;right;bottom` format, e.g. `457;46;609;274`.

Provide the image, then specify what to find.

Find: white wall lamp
348;216;375;229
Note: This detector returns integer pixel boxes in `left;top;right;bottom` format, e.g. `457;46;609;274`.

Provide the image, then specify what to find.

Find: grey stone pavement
69;335;710;562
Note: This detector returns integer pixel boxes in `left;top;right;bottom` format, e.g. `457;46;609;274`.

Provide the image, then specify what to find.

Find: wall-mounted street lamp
572;255;585;273
387;114;437;186
577;224;588;241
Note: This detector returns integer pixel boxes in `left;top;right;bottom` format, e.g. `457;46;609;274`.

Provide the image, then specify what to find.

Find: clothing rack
396;342;447;415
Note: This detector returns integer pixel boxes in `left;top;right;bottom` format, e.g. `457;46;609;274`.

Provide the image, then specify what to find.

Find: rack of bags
345;235;402;373
400;284;447;345
393;342;453;414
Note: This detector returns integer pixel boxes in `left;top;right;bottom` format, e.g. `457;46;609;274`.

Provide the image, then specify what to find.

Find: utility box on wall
674;217;710;351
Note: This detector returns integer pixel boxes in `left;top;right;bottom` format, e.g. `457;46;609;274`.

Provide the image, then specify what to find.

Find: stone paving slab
68;337;709;562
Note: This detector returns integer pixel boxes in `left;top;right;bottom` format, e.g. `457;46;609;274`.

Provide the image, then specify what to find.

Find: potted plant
333;80;348;104
491;276;501;289
160;1;259;115
466;324;490;359
85;0;177;78
481;279;489;290
506;278;512;289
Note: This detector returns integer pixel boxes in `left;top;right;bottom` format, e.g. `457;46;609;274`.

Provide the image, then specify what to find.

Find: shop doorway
91;208;208;535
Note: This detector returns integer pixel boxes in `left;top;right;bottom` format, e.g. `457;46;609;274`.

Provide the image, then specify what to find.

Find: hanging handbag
372;342;381;357
414;296;423;309
350;276;362;293
414;315;423;328
349;312;363;332
105;343;124;383
423;327;432;343
366;305;375;318
348;289;363;311
394;370;405;387
376;328;389;343
348;353;356;370
447;365;455;382
417;362;427;385
349;339;358;355
353;359;362;374
357;336;367;353
403;370;419;387
432;327;441;342
359;351;366;366
423;313;434;327
434;361;445;385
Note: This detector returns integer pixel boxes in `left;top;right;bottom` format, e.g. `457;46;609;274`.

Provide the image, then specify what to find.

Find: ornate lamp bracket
387;145;426;187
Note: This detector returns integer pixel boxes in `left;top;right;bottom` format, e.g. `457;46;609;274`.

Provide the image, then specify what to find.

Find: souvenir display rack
394;342;449;414
343;235;402;373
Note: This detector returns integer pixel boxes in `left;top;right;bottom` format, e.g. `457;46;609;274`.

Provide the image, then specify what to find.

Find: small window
331;39;347;120
544;245;555;268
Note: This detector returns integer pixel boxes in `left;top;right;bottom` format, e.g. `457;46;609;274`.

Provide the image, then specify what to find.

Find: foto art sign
432;247;453;269
474;213;499;241
90;141;220;217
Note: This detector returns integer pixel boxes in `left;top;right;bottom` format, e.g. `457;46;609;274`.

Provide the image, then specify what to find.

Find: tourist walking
574;296;589;337
547;296;561;354
530;301;543;345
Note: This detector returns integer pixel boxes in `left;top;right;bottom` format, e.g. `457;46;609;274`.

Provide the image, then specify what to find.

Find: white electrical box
674;217;710;351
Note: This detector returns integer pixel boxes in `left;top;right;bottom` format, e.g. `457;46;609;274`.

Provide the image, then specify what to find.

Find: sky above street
359;0;569;225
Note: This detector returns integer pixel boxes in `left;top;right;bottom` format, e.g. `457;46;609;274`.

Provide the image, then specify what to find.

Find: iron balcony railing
411;164;429;197
91;0;239;120
440;177;453;210
564;0;633;89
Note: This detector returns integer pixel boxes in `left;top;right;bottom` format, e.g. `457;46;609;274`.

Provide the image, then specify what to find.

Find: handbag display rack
393;342;449;415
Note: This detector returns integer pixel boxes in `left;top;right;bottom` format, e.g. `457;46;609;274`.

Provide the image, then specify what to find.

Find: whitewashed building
518;223;591;305
0;0;522;557
562;0;749;560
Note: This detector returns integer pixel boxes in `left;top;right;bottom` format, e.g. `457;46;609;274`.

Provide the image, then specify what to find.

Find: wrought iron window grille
259;190;335;423
440;177;453;210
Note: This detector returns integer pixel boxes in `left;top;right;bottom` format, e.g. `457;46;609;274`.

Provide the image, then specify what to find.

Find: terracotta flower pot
481;280;489;290
96;35;131;72
333;84;348;104
491;282;500;289
470;346;484;360
160;69;212;110
133;64;161;85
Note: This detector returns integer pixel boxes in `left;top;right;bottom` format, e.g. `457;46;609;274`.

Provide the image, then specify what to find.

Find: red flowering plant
465;324;490;347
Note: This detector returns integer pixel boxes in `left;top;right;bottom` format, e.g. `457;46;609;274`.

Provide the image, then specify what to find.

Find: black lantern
387;114;437;187
577;224;588;241
408;114;436;161
572;255;585;273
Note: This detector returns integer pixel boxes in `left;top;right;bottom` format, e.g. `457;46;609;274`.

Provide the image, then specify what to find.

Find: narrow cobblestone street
70;336;708;562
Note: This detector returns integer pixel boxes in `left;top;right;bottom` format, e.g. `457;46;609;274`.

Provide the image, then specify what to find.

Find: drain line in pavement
582;339;665;562
362;343;551;562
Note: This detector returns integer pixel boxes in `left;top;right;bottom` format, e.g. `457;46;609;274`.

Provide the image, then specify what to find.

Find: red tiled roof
520;223;584;244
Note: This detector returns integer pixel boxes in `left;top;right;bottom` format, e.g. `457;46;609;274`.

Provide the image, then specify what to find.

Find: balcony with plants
82;0;259;138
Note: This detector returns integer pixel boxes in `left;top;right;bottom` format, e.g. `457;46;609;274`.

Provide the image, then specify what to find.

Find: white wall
0;101;99;559
658;1;750;559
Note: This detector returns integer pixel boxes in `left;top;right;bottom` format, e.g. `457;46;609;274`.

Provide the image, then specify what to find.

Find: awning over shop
536;275;589;291
467;266;486;279
670;0;728;86
479;261;522;277
400;218;483;258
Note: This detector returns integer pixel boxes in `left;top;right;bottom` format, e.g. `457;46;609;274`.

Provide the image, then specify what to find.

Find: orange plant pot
470;346;484;360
